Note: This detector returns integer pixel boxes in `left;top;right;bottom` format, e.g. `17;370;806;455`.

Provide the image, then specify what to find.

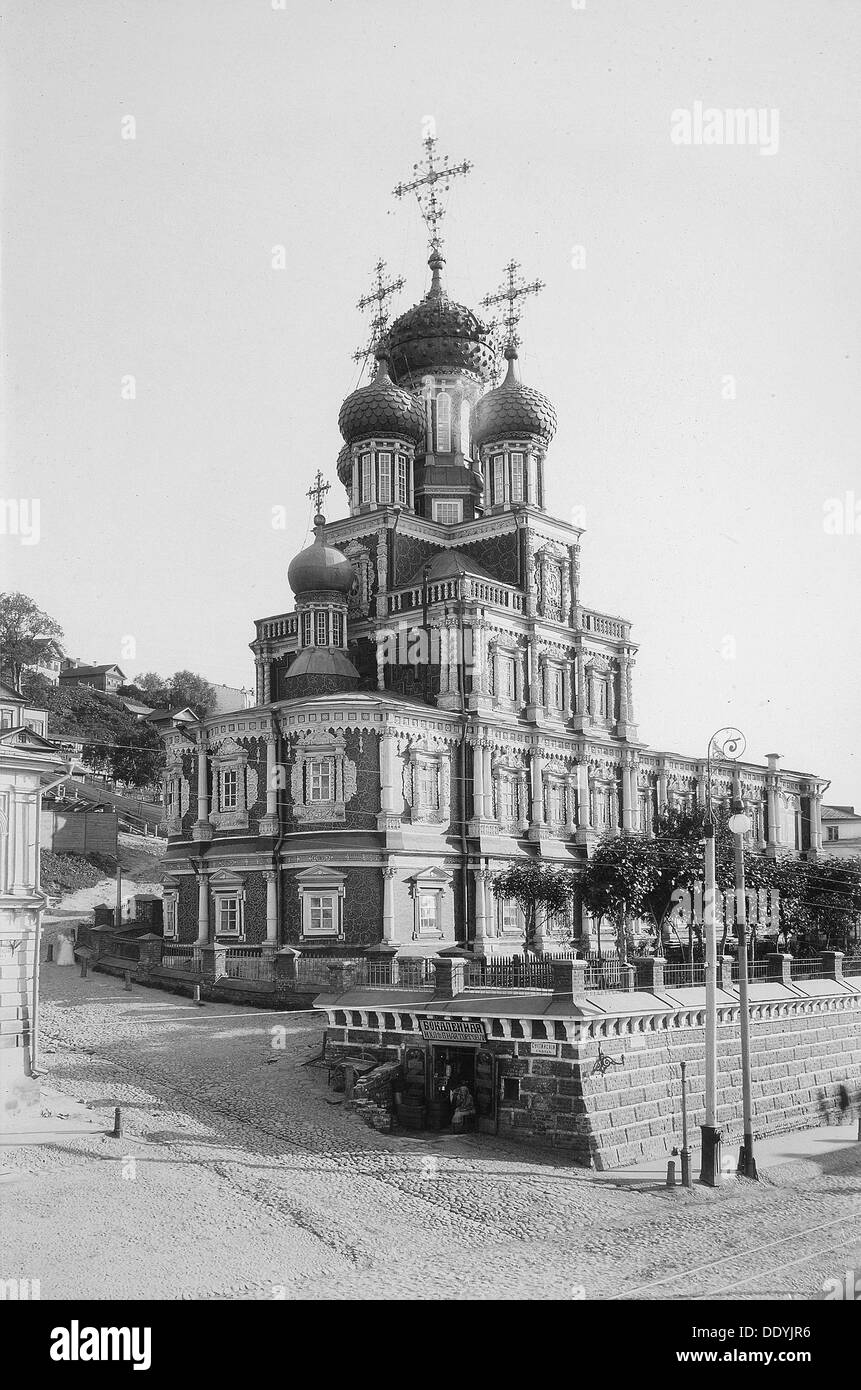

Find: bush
40;850;118;894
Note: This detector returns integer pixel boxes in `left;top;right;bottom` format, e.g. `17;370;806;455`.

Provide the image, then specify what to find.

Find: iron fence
661;962;707;988
224;947;274;983
161;943;202;973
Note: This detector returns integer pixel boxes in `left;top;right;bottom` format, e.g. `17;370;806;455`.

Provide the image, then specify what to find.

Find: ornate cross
393;133;472;257
352;258;406;364
307;470;331;518
481;260;545;353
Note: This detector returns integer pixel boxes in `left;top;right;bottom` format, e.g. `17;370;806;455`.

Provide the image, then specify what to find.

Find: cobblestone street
3;966;860;1301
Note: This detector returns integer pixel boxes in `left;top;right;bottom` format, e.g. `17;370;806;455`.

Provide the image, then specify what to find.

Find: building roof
59;663;126;679
406;548;495;587
0;681;25;703
823;804;859;820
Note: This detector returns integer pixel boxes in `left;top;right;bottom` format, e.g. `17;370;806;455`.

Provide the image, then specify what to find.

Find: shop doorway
427;1046;497;1134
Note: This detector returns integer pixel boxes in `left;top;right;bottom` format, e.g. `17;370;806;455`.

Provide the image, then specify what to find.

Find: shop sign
531;1041;557;1056
419;1018;486;1043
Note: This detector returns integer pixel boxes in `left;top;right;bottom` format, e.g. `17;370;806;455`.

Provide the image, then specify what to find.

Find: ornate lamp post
699;726;745;1186
727;793;758;1180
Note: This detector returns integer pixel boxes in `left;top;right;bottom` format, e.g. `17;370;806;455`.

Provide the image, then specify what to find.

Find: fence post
820;951;844;982
766;952;792;986
720;956;734;990
633;956;665;991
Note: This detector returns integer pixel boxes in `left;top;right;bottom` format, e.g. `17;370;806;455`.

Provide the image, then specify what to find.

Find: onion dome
287;516;354;596
472;347;557;448
336;443;351;487
382;251;497;383
338;353;425;447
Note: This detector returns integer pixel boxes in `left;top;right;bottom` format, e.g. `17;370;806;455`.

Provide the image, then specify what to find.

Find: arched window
331;612;344;647
300;612;312;648
377;452;392;504
396;456;408;504
460;399;471;457
510;452;524;502
492;455;505;505
360;454;373;503
435;392;452;452
315;610;328;646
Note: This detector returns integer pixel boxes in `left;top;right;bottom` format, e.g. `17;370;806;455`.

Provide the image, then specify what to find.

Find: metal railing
224;947;274;982
465;956;557;990
842;956;861;977
661;962;707;988
161;943;202;972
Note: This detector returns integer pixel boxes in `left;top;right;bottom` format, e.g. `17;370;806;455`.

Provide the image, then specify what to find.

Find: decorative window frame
407;866;451;941
435;391;452;452
492;755;528;833
210;737;256;831
497;896;524;939
295;865;346;941
290;732;357;824
162;751;190;835
432;498;462;525
210;869;247;942
403;745;451;825
162;873;180;939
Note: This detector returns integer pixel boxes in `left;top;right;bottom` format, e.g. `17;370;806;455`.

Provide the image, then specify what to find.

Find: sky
2;0;860;802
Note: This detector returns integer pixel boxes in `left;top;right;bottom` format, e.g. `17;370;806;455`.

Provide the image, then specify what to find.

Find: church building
159;137;828;966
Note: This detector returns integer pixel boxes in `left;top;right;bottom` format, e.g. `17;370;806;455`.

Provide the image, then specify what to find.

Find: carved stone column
259;734;279;836
262;659;272;705
196;873;210;945
621;756;635;834
657;763;669;815
381;866;397;943
472;740;485;821
264;870;278;945
530;747;545;828
808;783;823;854
374;527;388;618
192;734;211;841
474;869;493;952
560;558;571;624
517;770;529;832
482;744;494;820
565;773;577;836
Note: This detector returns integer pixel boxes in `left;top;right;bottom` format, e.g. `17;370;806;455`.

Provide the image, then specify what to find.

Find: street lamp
728;797;758;1180
700;726;746;1187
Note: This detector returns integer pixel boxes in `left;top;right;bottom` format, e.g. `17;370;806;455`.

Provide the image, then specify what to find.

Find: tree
580;838;666;963
109;721;164;789
491;862;578;955
134;672;172;704
0;592;63;690
168;670;217;720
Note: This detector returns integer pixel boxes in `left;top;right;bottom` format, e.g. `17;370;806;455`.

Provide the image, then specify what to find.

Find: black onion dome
383;252;497;384
472;349;557;448
338;355;425;447
287;519;354;596
336;443;351;487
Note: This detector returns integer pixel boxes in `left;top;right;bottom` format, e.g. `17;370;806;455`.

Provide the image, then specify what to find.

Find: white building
821;804;861;859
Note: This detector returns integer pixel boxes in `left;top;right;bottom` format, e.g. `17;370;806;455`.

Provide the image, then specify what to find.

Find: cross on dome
481;260;545;355
352;259;406;364
306;470;331;524
393;132;472;259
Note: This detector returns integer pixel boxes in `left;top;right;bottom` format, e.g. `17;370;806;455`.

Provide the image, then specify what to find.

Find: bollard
112;1107;123;1138
80;957;89;979
666;1159;676;1187
680;1148;692;1189
193;984;204;1007
857;1115;861;1142
123;970;132;992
